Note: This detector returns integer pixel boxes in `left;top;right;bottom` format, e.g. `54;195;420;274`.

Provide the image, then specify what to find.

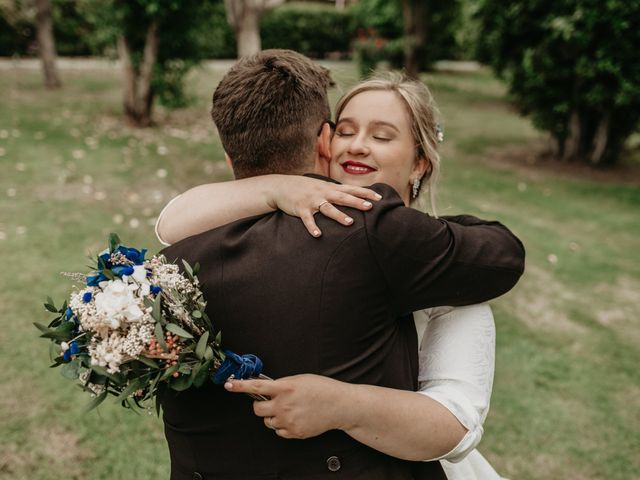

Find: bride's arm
416;303;495;462
156;175;382;245
224;304;495;462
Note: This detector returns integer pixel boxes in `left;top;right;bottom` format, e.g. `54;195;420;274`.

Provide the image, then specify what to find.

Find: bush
476;0;640;166
350;0;464;74
261;3;353;59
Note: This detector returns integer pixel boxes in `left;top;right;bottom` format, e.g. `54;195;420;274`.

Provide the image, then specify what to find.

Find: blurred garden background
1;0;639;479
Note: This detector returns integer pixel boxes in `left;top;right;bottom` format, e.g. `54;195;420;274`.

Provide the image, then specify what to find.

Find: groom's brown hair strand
211;49;333;179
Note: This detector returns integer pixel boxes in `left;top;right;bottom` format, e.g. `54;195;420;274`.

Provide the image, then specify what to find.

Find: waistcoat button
326;455;341;472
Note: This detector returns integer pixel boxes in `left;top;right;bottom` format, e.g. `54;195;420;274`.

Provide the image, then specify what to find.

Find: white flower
93;279;145;322
61;341;69;351
132;265;148;283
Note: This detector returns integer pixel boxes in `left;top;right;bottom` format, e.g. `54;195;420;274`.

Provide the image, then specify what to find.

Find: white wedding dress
414;305;505;480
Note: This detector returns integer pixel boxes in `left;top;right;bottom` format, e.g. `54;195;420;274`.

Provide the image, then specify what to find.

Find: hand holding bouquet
36;234;267;413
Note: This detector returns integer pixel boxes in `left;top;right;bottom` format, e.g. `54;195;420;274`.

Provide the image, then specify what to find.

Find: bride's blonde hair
335;72;441;214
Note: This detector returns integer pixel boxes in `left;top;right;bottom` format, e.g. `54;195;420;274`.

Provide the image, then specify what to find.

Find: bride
156;73;508;480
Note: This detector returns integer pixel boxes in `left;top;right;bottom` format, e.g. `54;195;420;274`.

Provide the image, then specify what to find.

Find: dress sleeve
415;304;496;463
154;194;182;247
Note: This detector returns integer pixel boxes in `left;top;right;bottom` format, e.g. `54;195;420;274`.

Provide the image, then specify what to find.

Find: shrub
476;0;640;166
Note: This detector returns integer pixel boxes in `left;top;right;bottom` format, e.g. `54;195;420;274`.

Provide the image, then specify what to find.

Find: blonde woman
156;73;507;480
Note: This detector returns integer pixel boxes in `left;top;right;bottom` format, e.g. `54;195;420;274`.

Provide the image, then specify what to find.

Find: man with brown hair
161;49;524;479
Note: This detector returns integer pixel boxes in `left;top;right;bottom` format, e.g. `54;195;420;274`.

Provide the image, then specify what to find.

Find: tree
223;0;284;58
401;0;427;78
35;0;62;89
83;0;218;127
477;0;640;166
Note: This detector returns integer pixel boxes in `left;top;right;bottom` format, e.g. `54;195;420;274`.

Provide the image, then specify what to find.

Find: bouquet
36;233;267;414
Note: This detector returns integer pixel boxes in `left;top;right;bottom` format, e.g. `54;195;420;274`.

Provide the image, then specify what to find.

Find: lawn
0;59;638;480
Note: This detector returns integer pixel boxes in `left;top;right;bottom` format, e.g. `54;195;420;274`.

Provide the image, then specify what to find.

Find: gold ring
317;201;330;211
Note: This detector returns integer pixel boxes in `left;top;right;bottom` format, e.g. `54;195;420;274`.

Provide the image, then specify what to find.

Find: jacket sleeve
363;183;525;315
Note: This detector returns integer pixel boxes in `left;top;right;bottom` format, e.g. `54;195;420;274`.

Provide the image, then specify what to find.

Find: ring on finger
317;200;330;211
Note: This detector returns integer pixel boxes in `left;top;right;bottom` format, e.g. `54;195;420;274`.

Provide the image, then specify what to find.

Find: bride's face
329;90;424;205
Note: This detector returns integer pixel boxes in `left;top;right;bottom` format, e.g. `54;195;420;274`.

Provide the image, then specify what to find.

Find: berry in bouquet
36;233;268;414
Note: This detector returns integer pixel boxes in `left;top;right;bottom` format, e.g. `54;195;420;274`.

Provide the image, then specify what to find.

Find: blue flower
150;285;162;295
211;351;263;385
87;272;108;286
65;307;73;320
82;292;92;303
111;265;134;277
69;341;79;355
63;349;71;362
116;246;146;265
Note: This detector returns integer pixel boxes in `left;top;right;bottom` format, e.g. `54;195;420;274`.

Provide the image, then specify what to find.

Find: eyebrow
337;117;401;133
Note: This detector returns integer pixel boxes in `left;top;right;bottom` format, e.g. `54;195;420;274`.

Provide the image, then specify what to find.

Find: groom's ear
224;152;234;172
317;122;332;163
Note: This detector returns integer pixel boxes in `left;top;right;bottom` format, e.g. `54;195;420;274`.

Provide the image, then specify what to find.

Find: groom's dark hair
211;49;333;179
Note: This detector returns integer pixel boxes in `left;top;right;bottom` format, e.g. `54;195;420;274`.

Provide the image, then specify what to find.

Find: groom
161;49;524;480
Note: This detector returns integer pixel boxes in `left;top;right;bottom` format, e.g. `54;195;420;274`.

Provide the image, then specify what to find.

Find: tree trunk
224;0;284;58
402;0;428;78
562;110;582;161
588;113;610;165
118;21;159;128
35;0;61;89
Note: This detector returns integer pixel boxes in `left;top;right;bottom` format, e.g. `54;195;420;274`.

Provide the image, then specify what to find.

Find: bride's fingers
317;203;354;226
300;211;322;237
327;191;374;211
338;186;382;202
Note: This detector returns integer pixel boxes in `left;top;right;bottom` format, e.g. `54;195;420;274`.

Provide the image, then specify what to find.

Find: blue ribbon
211;351;263;385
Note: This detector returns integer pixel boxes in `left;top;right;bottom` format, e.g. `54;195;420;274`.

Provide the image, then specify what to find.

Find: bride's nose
347;133;369;155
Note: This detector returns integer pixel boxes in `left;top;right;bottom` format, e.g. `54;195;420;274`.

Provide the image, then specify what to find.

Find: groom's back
161;198;422;480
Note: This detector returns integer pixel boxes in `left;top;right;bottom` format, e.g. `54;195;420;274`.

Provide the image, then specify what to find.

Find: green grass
0;61;638;480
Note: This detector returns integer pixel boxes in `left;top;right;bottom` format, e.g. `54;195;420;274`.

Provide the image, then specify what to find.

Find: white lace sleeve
154;194;182;247
414;303;496;463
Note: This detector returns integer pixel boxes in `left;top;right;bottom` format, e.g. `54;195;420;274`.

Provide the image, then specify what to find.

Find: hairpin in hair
436;124;444;143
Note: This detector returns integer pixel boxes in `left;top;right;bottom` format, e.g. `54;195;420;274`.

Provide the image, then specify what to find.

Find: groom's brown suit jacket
160;178;525;480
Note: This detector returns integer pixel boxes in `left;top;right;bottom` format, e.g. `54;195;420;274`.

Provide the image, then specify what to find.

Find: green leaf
169;372;193;391
115;378;143;401
194;331;209;360
109;232;121;252
204;345;214;361
181;259;193;277
33;322;50;333
152;294;162;322
193;359;212;388
102;269;115;280
85;390;108;412
192;262;200;276
137;356;160;369
61;361;80;379
91;365;121;383
155;322;167;350
166;323;193;339
44;302;58;313
160;363;180;381
215;330;222;346
191;310;202;319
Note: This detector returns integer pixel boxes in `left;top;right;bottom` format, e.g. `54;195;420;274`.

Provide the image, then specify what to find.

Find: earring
412;178;421;199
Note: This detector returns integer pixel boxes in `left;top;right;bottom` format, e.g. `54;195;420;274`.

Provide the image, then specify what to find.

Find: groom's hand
224;374;352;439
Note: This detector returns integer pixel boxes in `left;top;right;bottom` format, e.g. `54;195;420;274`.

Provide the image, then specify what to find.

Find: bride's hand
269;175;382;237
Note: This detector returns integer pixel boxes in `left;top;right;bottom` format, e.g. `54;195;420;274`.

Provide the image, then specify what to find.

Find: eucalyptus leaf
192;262;200;276
191;310;202;319
195;331;209;360
103;269;115;280
166;323;193;339
109;232;121;252
115;378;143;401
61;361;80;379
181;259;193;278
152;294;162;322
91;365;121;383
33;322;50;333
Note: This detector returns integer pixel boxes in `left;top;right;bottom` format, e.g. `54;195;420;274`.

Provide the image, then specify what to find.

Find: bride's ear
412;156;431;182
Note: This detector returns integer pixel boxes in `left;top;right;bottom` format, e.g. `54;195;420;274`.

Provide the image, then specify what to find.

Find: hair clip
436;124;444;143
